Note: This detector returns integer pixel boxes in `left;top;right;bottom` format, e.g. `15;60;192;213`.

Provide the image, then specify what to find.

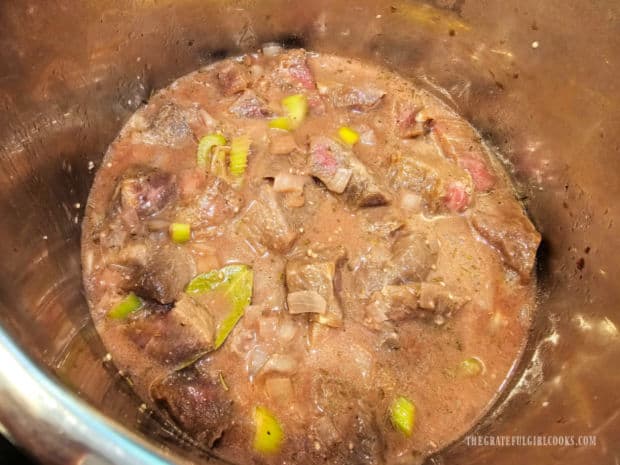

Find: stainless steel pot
0;1;618;464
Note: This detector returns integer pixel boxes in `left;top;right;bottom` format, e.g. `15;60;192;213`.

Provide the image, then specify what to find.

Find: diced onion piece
287;290;327;314
269;117;292;131
390;396;416;437
169;223;191;243
265;377;293;403
262;354;298;375
107;293;142;319
273;173;306;193
197;133;226;168
399;190;423;213
277;320;298;343
281;94;308;129
358;125;377;145
253;406;284;454
247;347;269;378
262;42;283;56
458;357;484;377
229;136;250;178
338;126;360;145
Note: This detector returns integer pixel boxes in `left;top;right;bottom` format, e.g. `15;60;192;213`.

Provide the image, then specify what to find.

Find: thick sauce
81;47;540;465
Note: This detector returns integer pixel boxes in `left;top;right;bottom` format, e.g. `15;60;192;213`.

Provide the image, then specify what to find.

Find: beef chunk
310;376;384;465
286;249;346;327
116;169;177;232
395;104;431;139
181;176;244;226
141;103;196;147
332;86;386;112
423;98;496;192
151;367;232;446
308;138;353;194
350;243;393;298
228;90;272;118
242;184;297;252
252;254;286;311
366;283;466;328
389;146;473;213
274;49;316;91
309;136;390;207
389;230;438;283
346;155;391;207
217;61;250;96
124;295;215;365
125;244;196;304
269;131;298;155
470;191;541;282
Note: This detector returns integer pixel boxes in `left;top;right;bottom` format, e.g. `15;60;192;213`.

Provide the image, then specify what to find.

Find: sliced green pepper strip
253;406;284;454
185;264;253;349
390;395;416;437
107;293;143;320
197;133;227;168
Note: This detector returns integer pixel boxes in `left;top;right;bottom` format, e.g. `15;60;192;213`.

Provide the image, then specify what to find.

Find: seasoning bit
531;41;539;49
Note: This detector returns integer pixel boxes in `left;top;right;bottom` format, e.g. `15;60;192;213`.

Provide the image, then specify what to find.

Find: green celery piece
197;133;226;168
107;292;143;319
185;264;253;348
390;395;416;436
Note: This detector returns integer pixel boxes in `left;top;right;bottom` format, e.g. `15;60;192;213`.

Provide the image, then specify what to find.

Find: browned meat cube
269;130;298;155
395;107;429;139
123;244;196;304
150;367;232;447
252;254;286;311
470;190;541;282
242;184;297;253
345;155;391;207
309;136;389;206
286;251;345;327
389;147;474;213
274;49;317;90
310;376;384;465
332;86;386;112
366;282;466;327
124;295;215;365
141;103;195;147
308;138;352;194
216;61;250;96
389;230;438;283
116;169;177;233
229;90;272;118
421;93;497;192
